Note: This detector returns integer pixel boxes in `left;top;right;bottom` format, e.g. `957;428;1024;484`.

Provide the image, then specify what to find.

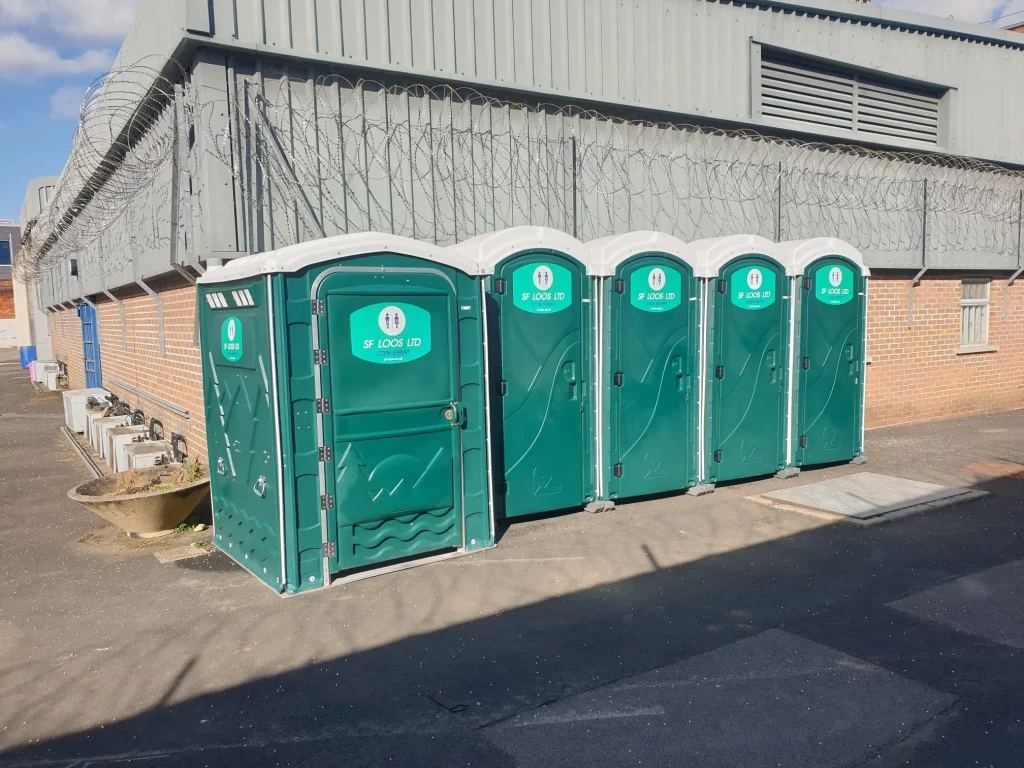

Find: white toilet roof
196;233;482;285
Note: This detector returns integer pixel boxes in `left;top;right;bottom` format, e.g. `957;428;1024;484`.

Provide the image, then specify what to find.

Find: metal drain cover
753;472;984;522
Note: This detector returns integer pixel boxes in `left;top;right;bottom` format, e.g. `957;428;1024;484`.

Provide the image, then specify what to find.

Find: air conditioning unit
107;426;150;472
33;360;58;384
43;370;60;391
125;441;172;470
92;416;130;456
62;388;111;432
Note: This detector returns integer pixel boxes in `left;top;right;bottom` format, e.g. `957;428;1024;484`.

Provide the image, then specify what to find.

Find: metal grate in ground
750;472;987;524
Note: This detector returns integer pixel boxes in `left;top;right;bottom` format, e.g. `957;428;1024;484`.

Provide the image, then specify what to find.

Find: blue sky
0;0;1020;221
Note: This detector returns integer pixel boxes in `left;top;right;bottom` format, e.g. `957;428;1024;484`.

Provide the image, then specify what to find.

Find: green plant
172;457;206;486
173;521;194;533
113;469;151;496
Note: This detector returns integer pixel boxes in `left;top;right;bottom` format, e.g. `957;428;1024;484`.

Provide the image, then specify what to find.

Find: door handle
715;366;724;380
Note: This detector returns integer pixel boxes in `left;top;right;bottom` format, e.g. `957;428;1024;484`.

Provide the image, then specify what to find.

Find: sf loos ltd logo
220;316;244;362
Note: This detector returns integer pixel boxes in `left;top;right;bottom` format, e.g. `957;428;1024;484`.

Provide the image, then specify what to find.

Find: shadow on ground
1;465;1023;768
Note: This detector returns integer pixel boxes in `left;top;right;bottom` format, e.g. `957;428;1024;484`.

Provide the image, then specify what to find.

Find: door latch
714;449;722;463
216;457;226;476
614;372;624;387
801;357;810;370
253;476;267;499
715;366;724;380
443;403;462;427
494;278;506;295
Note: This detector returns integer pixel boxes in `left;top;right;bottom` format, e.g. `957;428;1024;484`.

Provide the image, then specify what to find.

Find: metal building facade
25;0;1024;307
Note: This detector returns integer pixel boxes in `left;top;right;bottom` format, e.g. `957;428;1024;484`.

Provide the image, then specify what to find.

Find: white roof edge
587;231;706;276
688;235;786;277
777;238;871;277
446;227;593;275
196;233;482;285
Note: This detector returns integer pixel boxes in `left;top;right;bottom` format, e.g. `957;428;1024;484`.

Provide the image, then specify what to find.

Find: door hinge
613;463;623;478
614;279;624;294
715;365;724;380
315;398;330;414
320;494;334;511
322;541;336;557
500;380;507;396
803;277;812;291
311;299;325;315
714;449;722;463
494;278;506;295
799;436;807;449
717;279;726;294
801;357;810;370
613;372;624;387
313;349;327;365
318;446;332;462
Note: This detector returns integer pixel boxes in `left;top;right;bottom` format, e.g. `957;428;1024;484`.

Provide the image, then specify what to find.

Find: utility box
779;239;870;470
449;228;598;519
197;233;493;595
692;236;792;488
589;232;707;502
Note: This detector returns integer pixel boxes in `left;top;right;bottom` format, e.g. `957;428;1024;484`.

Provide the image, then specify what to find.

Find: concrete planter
68;467;210;537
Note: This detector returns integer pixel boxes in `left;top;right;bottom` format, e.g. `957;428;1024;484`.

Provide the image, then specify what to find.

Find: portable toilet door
450;228;598;519
197;233;492;595
589;232;705;502
693;236;791;486
781;239;870;470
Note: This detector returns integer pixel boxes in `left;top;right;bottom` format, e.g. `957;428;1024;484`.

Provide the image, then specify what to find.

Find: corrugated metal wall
33;0;1024;306
189;0;1024;165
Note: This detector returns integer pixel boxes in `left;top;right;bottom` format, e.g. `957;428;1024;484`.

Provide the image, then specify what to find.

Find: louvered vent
759;51;942;146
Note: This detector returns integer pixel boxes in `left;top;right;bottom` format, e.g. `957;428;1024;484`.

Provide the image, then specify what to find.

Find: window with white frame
960;279;990;348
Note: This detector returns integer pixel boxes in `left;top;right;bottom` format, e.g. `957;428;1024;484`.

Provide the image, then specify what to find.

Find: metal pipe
61;426;102;479
908;265;928;328
105;376;188;418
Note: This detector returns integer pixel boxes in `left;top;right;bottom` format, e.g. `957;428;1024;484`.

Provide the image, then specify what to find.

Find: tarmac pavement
0;348;1022;767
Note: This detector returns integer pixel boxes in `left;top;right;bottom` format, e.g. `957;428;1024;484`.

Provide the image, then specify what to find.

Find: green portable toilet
779;238;870;471
449;227;600;519
692;235;791;489
196;233;493;595
588;232;705;502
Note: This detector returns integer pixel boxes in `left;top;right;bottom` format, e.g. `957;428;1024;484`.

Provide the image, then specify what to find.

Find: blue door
78;303;103;389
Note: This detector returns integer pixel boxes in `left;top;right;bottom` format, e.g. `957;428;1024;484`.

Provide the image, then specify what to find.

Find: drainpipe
908;180;928;329
1005;189;1023;322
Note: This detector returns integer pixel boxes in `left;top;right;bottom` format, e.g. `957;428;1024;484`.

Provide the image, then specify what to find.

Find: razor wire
17;59;1024;284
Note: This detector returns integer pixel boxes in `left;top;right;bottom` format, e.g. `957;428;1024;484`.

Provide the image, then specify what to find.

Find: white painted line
459;557;587;564
513;705;666;727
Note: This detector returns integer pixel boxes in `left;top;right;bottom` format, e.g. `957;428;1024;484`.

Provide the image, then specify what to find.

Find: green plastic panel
198;278;284;592
488;250;594;518
317;270;462;571
795;258;866;467
707;256;790;484
604;255;700;500
275;255;491;594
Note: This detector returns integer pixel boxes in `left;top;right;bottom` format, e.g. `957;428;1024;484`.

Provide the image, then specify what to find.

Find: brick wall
0;280;14;319
96;284;208;460
43;272;1024;466
50;307;86;391
865;275;1024;429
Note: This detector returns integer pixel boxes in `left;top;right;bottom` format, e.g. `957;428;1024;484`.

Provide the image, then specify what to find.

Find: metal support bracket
78;296;96;311
136;279;166;356
102;291;127;349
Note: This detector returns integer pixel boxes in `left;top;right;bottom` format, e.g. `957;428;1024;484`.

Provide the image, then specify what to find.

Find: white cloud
0;0;143;42
0;33;113;79
50;86;87;119
874;0;1024;24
